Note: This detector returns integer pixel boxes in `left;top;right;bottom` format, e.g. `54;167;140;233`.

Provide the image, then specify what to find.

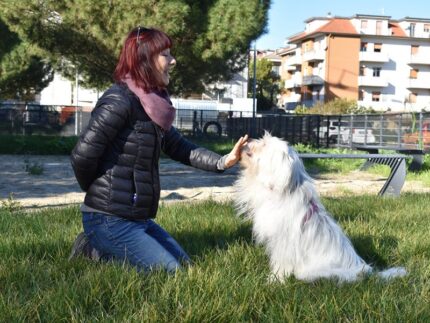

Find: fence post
316;115;320;148
419;112;423;148
349;114;354;149
364;114;368;144
397;114;402;146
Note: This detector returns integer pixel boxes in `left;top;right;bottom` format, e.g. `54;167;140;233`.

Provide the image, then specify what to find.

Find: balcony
302;75;324;85
302;49;325;62
284;76;302;89
407;78;430;89
284;65;298;71
408;54;430;65
284;55;302;66
359;51;389;63
358;76;388;87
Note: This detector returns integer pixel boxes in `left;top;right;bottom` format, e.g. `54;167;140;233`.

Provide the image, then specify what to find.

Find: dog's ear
287;146;308;193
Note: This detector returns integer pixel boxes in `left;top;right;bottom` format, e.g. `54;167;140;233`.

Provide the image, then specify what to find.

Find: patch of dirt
0;155;428;209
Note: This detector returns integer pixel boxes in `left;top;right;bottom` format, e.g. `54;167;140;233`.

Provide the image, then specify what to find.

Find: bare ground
0;155;428;209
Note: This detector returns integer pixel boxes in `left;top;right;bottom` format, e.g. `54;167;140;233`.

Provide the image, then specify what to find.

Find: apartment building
281;14;430;112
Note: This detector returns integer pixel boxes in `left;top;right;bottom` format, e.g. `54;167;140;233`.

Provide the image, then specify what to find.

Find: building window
374;43;382;53
410;68;419;79
372;67;381;77
303;40;314;53
360;42;368;52
361;20;368;30
372;91;381;102
410;23;416;37
409;92;417;103
425;24;430;33
358;89;365;101
411;45;419;55
359;65;365;76
376;21;382;35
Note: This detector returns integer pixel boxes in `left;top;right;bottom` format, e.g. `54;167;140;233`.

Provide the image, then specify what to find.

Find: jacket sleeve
70;91;129;191
162;127;225;172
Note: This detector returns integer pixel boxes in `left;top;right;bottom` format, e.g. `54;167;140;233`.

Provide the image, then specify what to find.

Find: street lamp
251;40;257;137
75;68;79;135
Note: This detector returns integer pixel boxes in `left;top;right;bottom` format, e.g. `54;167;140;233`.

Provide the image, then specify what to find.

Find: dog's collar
302;200;318;229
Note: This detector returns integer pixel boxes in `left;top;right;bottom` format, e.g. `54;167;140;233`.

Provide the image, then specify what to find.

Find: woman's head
114;27;176;91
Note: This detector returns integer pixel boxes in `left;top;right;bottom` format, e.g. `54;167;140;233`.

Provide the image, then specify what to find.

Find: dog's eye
246;151;253;157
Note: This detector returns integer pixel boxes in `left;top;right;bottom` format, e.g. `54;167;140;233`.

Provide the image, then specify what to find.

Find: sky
257;0;430;50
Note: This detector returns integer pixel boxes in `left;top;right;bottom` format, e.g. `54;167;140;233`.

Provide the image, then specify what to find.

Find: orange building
280;14;430;112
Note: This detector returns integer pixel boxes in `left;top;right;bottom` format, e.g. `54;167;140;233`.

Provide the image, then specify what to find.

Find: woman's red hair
114;27;172;91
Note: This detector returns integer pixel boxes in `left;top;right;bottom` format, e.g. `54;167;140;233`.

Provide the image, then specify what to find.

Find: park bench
352;144;424;171
298;153;408;197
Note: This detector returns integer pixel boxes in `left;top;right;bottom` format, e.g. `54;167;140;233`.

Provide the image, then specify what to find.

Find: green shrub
295;98;376;115
0;135;78;155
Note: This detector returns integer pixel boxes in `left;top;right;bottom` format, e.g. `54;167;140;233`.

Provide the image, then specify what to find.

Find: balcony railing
359;51;389;63
302;49;325;62
407;78;430;89
284;55;302;66
284;65;297;71
285;76;303;89
302;75;324;85
408;54;430;65
358;76;388;87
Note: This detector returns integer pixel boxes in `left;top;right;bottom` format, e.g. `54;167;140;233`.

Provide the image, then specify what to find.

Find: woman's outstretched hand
224;134;249;169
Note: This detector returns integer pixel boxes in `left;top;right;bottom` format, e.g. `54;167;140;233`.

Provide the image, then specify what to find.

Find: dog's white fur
234;133;406;282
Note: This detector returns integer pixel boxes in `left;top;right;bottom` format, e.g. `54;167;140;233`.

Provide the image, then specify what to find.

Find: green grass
1;196;429;321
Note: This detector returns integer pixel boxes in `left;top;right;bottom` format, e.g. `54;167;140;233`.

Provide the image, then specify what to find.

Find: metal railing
0;102;429;152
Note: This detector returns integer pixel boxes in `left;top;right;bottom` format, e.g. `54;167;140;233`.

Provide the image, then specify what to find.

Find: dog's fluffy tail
377;267;407;280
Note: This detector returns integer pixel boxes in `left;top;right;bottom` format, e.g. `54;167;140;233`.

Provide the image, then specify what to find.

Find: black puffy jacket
71;83;223;220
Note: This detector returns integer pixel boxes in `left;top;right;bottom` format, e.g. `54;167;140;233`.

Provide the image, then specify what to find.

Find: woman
69;26;248;273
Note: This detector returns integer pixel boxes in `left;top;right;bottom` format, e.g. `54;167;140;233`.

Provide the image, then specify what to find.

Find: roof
289;18;357;42
389;22;407;37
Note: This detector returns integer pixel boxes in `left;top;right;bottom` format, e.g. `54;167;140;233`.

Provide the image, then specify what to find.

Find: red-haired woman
69;27;248;272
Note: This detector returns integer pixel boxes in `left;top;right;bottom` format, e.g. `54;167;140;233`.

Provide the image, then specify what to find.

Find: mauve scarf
123;76;175;131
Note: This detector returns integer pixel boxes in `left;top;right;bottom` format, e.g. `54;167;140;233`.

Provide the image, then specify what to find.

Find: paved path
0;155;428;208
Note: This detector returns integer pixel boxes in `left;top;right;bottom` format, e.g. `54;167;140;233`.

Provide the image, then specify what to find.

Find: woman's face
156;48;176;86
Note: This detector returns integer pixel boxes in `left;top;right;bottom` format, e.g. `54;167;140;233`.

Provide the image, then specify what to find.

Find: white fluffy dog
234;133;406;282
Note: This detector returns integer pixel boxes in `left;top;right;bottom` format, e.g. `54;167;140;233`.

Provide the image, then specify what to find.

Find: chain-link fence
1;102;429;152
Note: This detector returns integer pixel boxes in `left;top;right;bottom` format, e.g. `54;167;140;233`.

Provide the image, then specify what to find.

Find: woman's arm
71;91;129;191
162;128;248;172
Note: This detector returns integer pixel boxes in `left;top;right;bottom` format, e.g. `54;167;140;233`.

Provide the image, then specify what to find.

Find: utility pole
252;41;257;137
75;68;79;135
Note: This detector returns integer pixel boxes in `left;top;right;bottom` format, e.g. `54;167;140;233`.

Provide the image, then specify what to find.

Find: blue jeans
82;212;191;273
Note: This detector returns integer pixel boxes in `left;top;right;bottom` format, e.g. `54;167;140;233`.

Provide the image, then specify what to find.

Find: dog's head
240;132;309;193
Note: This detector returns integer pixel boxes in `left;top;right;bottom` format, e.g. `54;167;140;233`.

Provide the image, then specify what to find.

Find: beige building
280;14;430;112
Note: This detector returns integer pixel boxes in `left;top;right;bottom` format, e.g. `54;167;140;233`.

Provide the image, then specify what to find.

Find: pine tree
0;0;270;94
0;18;53;101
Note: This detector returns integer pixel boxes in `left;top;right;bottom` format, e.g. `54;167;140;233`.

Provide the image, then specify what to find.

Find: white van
317;120;376;144
317;120;349;143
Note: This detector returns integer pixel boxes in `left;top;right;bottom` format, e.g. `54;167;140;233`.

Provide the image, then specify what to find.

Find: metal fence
0;102;429;152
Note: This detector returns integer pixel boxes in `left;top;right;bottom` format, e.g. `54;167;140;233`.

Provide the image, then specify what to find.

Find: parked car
316;120;349;143
403;122;430;147
315;120;376;144
340;128;376;144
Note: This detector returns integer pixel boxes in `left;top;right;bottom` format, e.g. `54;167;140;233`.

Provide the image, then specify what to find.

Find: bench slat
298;153;407;197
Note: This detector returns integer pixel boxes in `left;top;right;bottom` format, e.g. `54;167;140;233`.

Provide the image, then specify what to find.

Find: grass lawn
1;195;429;322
